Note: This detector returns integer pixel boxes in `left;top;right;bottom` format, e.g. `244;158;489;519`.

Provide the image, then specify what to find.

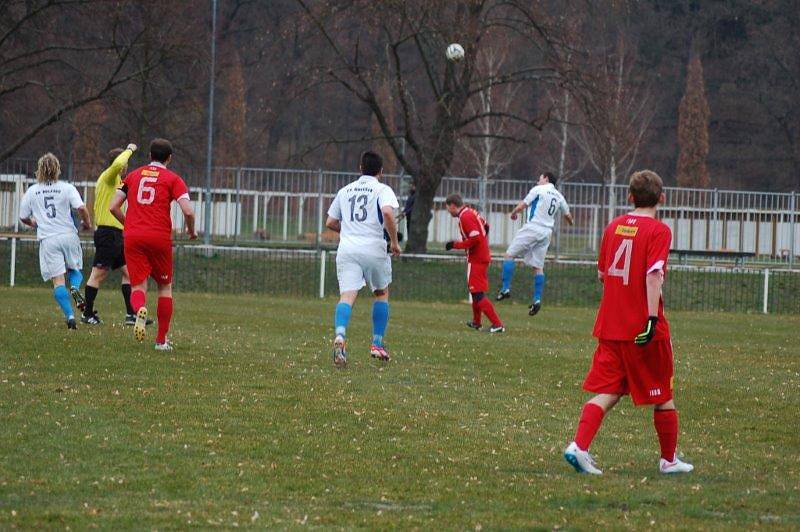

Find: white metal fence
1;159;797;267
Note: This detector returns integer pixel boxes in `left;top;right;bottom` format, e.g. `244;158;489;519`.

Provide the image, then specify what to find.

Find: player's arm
382;205;401;257
19;192;36;228
178;197;197;240
101;144;136;185
564;212;574;226
446;214;480;251
635;225;672;345
509;200;528;221
325;216;341;233
109;187;127;225
76;205;92;231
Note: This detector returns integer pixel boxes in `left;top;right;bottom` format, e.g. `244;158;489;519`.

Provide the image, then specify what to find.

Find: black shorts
92;226;125;270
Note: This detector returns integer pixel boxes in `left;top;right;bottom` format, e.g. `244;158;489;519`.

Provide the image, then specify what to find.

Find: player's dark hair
445;193;463;207
150;138;173;163
107;148;124;167
629;170;663;207
360;151;383;176
543;172;557;186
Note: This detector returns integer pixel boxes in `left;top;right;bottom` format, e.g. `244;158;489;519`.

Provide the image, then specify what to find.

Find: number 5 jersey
19;181;85;240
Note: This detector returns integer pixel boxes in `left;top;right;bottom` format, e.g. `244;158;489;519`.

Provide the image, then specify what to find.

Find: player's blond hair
36;152;61;184
629;170;663;208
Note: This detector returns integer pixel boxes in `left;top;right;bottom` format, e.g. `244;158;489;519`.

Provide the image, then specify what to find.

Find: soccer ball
446;43;465;62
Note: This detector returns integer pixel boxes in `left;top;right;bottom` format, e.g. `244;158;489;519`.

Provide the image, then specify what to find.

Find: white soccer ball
446;43;465;62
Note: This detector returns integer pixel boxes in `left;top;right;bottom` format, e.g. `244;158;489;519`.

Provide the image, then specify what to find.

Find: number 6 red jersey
121;162;189;240
592;214;672;341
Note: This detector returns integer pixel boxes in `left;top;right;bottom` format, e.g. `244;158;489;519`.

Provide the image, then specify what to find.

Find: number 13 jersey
121;162;189;240
593;213;672;341
327;175;399;257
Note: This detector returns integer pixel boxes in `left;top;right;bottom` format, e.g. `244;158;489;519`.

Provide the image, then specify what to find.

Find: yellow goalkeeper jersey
94;149;133;229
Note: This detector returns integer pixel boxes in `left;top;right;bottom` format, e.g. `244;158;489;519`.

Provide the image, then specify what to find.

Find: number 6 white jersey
327;174;399;257
522;182;570;230
19;181;84;240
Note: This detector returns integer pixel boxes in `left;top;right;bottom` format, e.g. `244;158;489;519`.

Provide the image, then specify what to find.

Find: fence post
319;250;327;298
234;167;242;244
10;174;23;287
712;188;719;250
790;191;796;269
762;268;770;314
282;195;289;240
316;169;323;251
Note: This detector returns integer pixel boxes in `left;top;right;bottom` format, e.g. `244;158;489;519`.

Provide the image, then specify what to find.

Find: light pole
203;0;218;246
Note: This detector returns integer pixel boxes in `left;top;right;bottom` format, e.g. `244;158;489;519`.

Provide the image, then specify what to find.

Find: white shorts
336;252;392;293
39;233;83;281
506;225;551;268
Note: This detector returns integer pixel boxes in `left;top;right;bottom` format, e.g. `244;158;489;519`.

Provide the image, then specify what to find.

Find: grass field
1;288;799;529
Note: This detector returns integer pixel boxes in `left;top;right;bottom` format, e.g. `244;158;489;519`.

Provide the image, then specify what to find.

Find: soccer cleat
528;301;542;316
154;341;174;352
564;441;602;475
495;289;511;301
70;287;86;312
488;325;506;333
465;321;482;331
333;335;347;367
134;307;148;342
66;318;77;330
659;456;694;474
370;344;390;361
81;312;102;325
125;313;153;326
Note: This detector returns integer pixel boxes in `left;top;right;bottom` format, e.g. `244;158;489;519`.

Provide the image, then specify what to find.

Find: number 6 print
137;176;158;205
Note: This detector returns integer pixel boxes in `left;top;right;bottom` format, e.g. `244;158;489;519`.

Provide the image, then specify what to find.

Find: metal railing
2;238;799;314
1;158;797;267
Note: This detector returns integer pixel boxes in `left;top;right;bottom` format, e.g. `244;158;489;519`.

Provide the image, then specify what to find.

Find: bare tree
294;0;563;251
571;33;654;222
676;52;711;188
0;0;173;162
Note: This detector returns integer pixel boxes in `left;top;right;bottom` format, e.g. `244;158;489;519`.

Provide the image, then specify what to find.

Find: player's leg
565;341;628;474
497;253;516;300
332;254;365;366
154;282;174;350
120;266;137;323
527;234;549;316
59;233;85;312
466;263;482;329
471;263;503;332
124;236;151;342
369;288;390;361
82;267;109;323
51;274;77;329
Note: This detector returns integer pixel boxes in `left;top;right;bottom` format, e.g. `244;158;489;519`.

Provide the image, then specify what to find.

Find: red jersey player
109;138;197;351
444;194;504;333
564;170;693;475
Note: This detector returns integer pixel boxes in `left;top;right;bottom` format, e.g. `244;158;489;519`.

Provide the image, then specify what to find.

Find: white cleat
333;335;347;367
154;341;174;352
134;307;148;342
659;456;694;474
564;441;603;475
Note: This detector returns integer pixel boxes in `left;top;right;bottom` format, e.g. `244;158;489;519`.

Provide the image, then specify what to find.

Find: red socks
654;409;678;462
478;298;502;327
130;289;146;313
156;296;173;344
471;300;482;325
574;402;605;451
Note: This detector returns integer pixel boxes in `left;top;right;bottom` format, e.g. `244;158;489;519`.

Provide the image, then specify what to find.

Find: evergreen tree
677;54;711;188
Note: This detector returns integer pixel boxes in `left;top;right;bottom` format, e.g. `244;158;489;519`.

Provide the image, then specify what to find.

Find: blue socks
67;268;83;290
501;259;516;292
372;301;389;347
53;285;74;319
533;273;545;303
334;302;352;338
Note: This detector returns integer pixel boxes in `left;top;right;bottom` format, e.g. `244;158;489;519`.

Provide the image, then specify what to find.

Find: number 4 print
608;239;633;285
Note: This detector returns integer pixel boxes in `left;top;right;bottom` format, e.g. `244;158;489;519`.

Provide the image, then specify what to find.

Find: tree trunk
405;168;437;253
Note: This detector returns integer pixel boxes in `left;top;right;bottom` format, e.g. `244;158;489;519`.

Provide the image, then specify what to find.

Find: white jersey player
325;151;400;366
497;172;573;316
19;153;92;329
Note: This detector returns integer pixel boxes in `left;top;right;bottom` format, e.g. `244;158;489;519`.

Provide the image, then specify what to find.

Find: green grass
1;288;799;529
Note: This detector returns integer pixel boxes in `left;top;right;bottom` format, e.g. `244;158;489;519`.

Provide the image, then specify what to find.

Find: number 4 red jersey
592;214;672;341
121;162;189;240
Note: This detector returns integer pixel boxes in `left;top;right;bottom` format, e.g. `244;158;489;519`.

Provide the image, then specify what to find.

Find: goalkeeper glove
634;316;658;346
445;241;455;251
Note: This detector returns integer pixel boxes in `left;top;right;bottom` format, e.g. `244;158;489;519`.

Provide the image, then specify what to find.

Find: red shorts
124;235;173;286
466;262;489;293
583;339;674;406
